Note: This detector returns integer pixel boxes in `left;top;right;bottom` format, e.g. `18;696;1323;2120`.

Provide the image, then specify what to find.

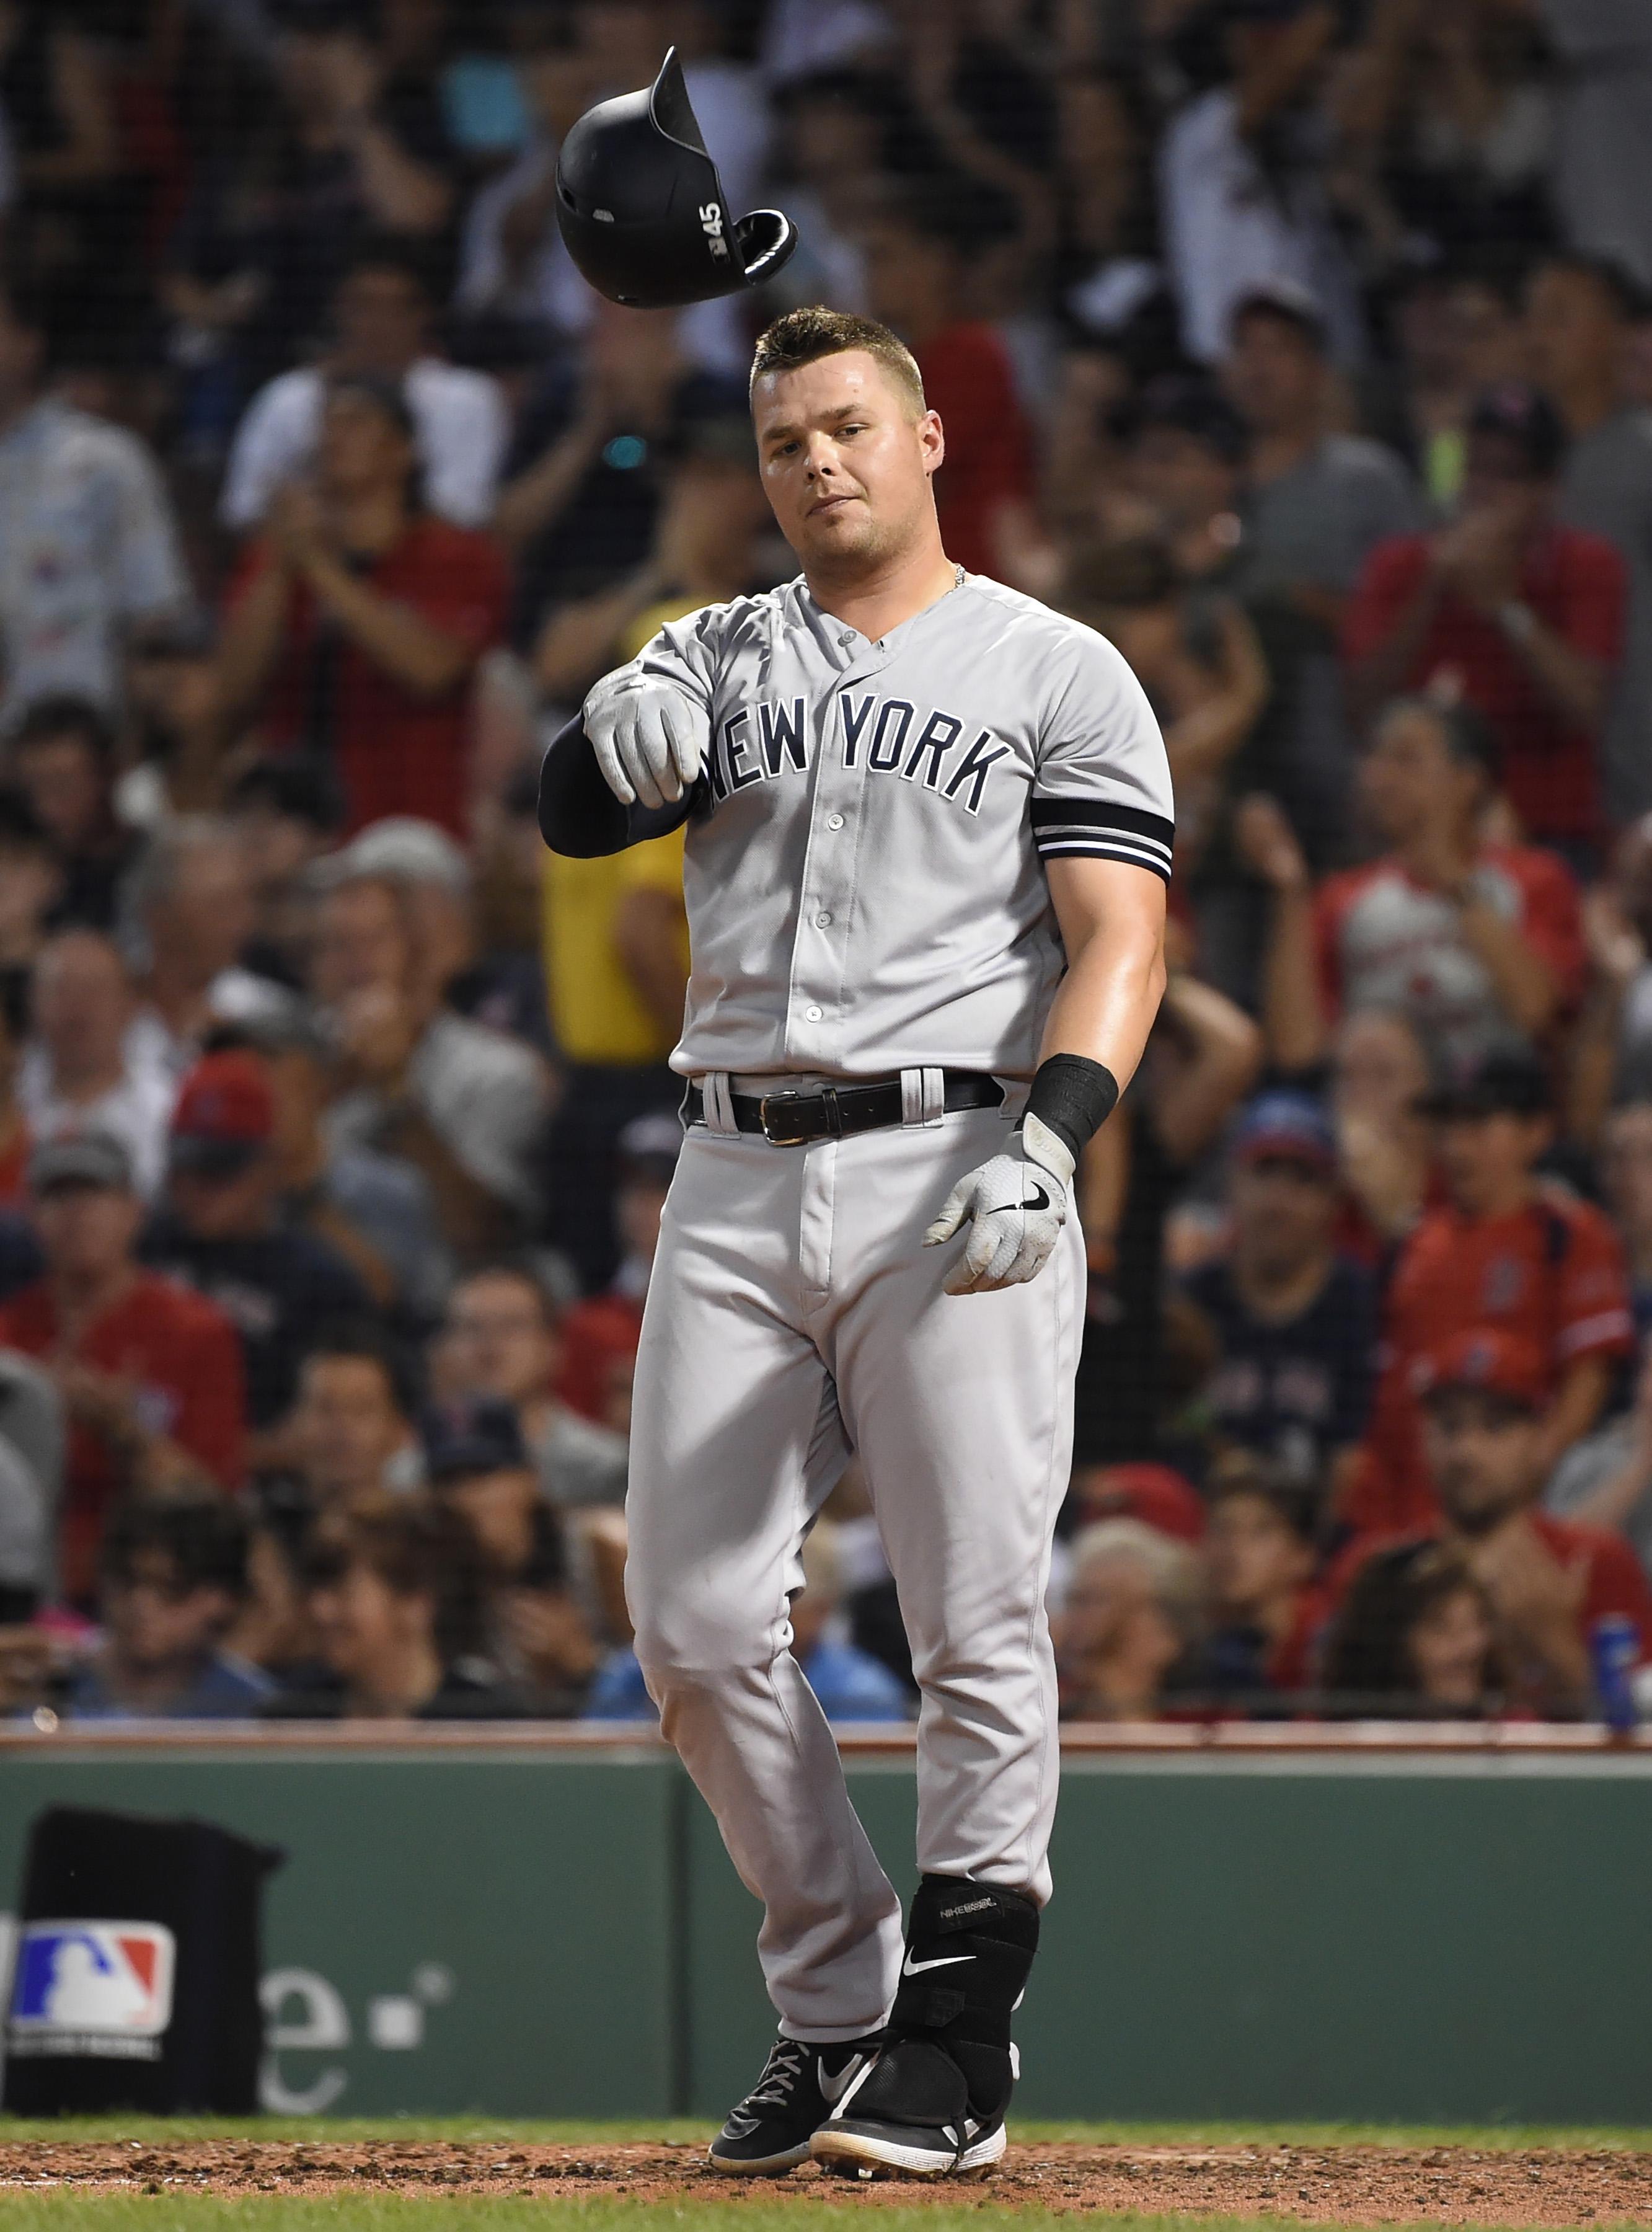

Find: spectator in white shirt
19;931;175;1200
0;278;190;720
221;239;507;534
1157;0;1363;366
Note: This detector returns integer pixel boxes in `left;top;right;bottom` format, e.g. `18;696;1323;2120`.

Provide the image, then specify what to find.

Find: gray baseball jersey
619;567;1173;1078
550;566;1172;2045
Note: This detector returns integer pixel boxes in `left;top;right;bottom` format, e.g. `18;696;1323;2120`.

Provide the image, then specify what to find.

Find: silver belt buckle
758;1086;840;1146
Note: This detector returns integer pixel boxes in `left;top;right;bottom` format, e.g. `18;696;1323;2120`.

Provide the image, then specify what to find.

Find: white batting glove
923;1113;1075;1295
583;666;708;810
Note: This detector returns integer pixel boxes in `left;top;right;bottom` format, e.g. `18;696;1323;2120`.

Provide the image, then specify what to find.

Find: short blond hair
750;306;925;416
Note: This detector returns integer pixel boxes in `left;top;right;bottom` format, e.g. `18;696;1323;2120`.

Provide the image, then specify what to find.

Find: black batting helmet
555;49;798;311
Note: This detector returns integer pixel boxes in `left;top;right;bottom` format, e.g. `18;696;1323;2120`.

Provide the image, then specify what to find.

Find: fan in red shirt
554;1112;676;1427
0;1130;245;1608
1348;1048;1633;1538
1312;698;1586;1076
1332;1328;1652;1716
862;183;1036;581
1343;384;1625;852
217;375;508;838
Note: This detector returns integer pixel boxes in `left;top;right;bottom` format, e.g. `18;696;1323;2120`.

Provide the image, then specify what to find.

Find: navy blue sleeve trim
537;715;699;858
1030;795;1174;880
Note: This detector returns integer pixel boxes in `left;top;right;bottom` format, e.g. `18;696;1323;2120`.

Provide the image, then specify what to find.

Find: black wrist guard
1023;1053;1120;1165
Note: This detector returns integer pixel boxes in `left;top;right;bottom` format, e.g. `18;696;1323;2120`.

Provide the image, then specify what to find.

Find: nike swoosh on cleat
984;1183;1051;1216
901;1951;974;1976
818;2056;865;2105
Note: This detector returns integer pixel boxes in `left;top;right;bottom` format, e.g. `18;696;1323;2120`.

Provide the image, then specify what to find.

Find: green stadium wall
2;1740;1650;2123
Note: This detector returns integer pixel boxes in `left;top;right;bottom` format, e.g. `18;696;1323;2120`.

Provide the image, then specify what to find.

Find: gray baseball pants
625;1082;1085;2042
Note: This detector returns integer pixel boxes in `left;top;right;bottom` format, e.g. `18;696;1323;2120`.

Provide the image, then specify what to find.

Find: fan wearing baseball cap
1343;381;1627;854
0;1129;245;1607
1183;1091;1377;1507
1348;1048;1633;1538
139;1052;374;1447
1330;1328;1652;1716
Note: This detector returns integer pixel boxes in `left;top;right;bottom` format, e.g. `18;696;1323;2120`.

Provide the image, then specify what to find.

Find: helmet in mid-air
554;48;798;310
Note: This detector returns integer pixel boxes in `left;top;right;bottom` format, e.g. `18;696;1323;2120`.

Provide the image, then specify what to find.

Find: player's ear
917;408;945;477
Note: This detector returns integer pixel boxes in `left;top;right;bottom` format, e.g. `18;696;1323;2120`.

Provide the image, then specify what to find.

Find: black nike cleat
811;1876;1037;2180
707;2030;881;2175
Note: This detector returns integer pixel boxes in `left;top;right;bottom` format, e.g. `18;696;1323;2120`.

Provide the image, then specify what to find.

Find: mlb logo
9;1921;175;2039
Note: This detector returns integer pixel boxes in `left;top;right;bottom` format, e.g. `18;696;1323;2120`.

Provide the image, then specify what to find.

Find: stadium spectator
587;1518;909;1724
1222;281;1421;859
0;786;57;1062
1344;384;1625;856
281;1322;417;1512
1325;1004;1444;1265
6;696;144;935
140;1052;373;1439
1599;1102;1652;1340
219;237;504;530
19;931;175;1199
1054;1517;1201;1722
217;374;509;839
1527;253;1652;825
422;1394;597;1716
1198;1459;1323;1704
1351;1050;1634;1536
1073;968;1261;1466
429;1265;627;1510
555;1113;677;1427
1062;535;1268;882
307;869;552;1253
1339;1329;1652;1715
0;277;189;720
0;1128;245;1608
494;301;747;653
1322;1538;1506;1717
231;1011;452;1327
1116;374;1250;593
1183;1091;1377;1500
451;20;599;334
860;180;1041;584
221;759;345;990
534;415;772;707
1157;0;1361;367
0;1346;63;1619
125;818;291;1081
1285;698;1585;1071
1546;1337;1652;1586
273;1494;516;1719
63;1496;269;1720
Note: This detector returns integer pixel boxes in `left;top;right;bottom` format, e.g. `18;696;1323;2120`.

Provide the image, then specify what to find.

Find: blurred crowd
3;0;1652;1725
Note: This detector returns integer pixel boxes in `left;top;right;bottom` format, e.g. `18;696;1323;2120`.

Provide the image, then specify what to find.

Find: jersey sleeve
1555;1207;1635;1364
1030;626;1175;882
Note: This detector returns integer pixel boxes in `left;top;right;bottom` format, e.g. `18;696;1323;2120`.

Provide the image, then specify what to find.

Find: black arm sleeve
536;714;700;859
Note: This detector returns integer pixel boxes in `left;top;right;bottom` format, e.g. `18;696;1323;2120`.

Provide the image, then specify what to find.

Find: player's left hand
923;1114;1074;1295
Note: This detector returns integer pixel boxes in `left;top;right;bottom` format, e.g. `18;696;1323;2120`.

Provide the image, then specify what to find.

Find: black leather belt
682;1070;1005;1148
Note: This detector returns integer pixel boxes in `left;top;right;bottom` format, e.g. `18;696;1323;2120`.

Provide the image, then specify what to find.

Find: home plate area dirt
6;2139;1652;2221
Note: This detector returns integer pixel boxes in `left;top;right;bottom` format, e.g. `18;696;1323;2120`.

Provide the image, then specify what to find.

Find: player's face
753;351;943;575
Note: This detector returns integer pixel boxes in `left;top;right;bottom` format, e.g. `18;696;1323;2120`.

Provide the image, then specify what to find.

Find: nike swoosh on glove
583;665;709;810
922;1112;1075;1295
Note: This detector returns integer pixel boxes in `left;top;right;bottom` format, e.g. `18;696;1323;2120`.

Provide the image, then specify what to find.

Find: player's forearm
1039;907;1167;1099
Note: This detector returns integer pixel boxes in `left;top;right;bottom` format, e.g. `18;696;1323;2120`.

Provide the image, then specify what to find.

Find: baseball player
539;306;1172;2179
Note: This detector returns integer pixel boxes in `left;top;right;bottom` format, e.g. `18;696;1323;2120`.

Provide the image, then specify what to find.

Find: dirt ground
3;2138;1652;2223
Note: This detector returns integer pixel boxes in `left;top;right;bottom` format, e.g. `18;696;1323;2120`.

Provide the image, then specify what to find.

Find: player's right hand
583;668;708;810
